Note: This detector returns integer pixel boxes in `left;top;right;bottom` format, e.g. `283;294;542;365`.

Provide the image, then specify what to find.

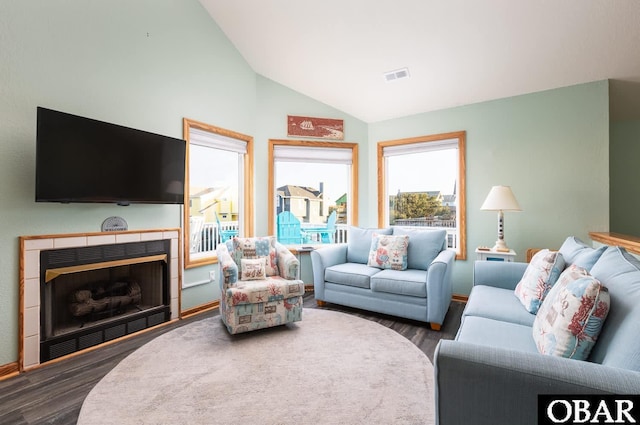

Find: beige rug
77;308;434;425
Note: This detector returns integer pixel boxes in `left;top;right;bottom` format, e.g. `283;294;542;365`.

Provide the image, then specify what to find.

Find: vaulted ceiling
200;1;640;123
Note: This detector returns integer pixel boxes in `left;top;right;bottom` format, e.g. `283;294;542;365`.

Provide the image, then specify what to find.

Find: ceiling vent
384;67;410;82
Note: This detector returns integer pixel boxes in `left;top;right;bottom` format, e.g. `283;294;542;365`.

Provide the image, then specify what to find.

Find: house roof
277;185;322;200
201;0;640;123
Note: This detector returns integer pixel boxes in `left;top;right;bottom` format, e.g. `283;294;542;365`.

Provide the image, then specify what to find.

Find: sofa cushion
240;258;266;281
392;227;446;270
464;285;536;327
456;316;538;354
514;249;564;314
347;227;392;264
588;247;640;370
325;262;380;289
367;234;409;270
559;236;606;270
231;236;279;276
370;269;428;297
532;265;610;361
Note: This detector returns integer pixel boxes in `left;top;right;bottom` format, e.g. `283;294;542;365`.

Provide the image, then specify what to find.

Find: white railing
192;221;239;254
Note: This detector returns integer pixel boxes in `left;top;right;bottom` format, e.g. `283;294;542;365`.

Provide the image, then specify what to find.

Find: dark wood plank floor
0;295;464;425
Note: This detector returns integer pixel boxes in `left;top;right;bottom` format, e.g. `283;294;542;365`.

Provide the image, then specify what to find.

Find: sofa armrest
216;243;238;291
434;340;640;425
426;249;455;325
275;242;299;280
310;244;348;300
473;260;529;290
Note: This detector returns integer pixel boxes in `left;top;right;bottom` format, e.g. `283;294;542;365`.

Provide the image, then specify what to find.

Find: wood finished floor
0;295;464;425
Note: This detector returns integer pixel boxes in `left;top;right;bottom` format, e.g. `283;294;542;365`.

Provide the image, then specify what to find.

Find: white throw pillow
240;257;267;281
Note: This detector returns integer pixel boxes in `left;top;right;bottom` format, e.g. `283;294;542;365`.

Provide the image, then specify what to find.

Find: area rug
77;309;434;425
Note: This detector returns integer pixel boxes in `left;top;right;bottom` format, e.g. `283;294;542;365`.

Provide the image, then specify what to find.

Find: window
183;118;254;267
268;139;358;245
377;131;466;260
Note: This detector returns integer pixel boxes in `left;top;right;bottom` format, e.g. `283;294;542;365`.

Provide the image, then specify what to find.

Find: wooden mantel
589;232;640;255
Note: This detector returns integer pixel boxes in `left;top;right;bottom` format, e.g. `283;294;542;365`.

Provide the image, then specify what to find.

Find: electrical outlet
209;270;216;282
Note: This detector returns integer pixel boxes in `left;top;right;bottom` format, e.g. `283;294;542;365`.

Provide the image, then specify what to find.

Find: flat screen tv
36;107;186;205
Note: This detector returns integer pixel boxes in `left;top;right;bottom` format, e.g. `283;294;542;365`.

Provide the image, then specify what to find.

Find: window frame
267;139;359;241
182;118;254;268
377;131;466;260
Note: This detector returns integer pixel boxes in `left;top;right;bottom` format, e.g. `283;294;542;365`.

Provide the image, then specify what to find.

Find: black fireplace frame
39;239;172;363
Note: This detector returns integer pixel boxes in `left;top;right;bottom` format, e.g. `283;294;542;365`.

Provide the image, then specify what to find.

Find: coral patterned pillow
514;249;565;314
231;237;279;277
240;258;267;281
532;264;610;360
367;234;409;271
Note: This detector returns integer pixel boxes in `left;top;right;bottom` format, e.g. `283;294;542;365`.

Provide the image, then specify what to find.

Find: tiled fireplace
20;229;180;371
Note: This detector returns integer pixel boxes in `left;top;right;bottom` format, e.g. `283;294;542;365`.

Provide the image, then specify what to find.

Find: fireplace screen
39;240;171;362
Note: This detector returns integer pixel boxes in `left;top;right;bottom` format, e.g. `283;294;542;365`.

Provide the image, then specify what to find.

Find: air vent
384;67;410;82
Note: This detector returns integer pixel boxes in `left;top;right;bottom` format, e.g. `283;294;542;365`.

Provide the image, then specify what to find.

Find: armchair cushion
231;236;279;276
367;234;409;270
514;249;564;314
533;265;610;360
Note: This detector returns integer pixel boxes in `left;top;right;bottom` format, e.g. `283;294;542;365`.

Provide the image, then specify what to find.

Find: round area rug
77;309;434;425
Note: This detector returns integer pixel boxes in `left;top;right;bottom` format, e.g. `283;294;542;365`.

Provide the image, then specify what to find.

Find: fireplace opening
39;240;172;363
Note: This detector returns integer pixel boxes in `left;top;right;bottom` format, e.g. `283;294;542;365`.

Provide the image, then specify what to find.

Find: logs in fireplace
69;279;142;323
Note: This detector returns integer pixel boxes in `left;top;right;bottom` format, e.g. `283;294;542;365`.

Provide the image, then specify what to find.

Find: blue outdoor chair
277;211;304;244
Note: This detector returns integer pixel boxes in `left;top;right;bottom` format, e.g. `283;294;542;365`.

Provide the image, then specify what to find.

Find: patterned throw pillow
240;258;266;281
231;237;279;277
514;249;565;314
367;234;409;271
532;264;610;360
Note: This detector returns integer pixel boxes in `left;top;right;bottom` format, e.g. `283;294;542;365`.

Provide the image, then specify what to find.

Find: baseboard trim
0;362;19;382
452;293;468;303
181;300;219;319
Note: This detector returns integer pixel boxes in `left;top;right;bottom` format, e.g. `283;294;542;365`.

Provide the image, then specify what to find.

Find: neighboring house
334;193;348;223
190;186;237;223
277;183;327;223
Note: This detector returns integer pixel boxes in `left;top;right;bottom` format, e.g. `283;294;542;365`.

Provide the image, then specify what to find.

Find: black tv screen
36;107;185;205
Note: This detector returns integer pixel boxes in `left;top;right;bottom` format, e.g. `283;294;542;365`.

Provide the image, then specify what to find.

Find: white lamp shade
480;185;522;211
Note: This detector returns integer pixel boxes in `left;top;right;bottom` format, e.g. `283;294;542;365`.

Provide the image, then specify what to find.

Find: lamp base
492;239;510;252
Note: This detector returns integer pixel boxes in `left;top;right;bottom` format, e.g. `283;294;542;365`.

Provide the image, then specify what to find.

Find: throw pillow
367;234;409;270
240;258;267;281
231;236;279;276
514;249;565;314
347;226;393;264
532;264;610;360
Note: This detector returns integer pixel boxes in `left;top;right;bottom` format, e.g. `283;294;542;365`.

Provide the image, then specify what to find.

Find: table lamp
480;185;522;251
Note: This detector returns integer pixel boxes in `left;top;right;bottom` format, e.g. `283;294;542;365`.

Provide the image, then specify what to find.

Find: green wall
610;120;640;236
369;81;610;295
0;0;256;366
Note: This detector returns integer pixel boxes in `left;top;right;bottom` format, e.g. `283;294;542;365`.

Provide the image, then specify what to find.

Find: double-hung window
268;140;358;245
378;131;466;259
183;118;253;267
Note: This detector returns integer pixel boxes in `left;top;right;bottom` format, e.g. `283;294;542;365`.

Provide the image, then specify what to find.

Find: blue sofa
434;236;640;425
310;226;455;330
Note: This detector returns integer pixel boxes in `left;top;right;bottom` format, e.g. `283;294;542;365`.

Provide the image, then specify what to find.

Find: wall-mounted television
36;107;186;205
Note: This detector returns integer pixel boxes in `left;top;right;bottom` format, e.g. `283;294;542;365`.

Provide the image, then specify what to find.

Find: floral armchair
216;236;304;334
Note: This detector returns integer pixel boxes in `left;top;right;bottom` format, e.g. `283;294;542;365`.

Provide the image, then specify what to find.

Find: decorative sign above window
287;115;344;140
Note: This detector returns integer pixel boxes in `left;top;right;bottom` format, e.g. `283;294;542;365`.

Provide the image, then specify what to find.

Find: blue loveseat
311;226;455;330
434;236;640;425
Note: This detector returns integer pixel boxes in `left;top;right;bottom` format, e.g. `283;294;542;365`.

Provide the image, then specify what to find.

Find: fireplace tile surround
20;229;180;371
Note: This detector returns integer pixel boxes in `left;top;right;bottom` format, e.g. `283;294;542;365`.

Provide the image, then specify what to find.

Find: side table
475;248;517;262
